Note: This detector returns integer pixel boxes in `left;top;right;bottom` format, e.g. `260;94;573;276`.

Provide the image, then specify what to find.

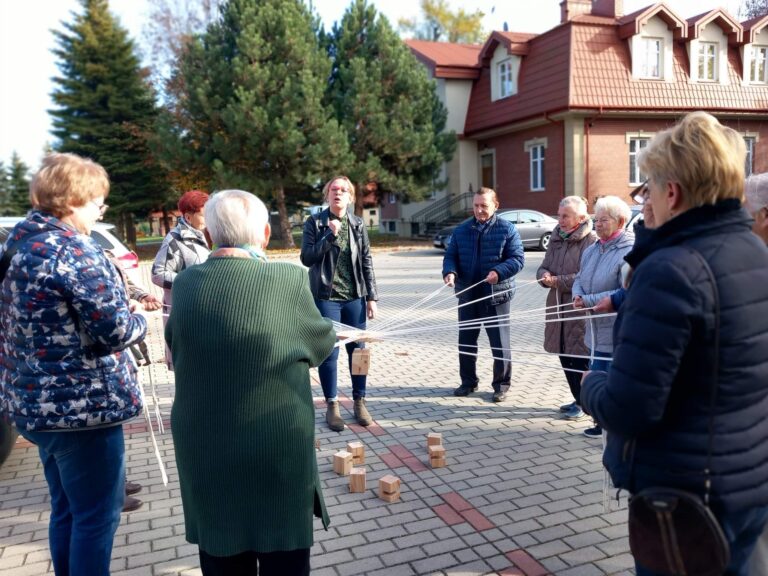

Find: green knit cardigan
166;257;336;556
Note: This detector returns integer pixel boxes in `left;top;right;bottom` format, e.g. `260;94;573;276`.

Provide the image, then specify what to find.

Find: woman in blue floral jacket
0;153;147;576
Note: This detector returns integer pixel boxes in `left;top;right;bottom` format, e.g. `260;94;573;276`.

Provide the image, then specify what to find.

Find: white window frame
698;41;718;81
640;37;662;79
498;59;513;98
529;145;545;191
627;136;651;185
745;136;757;176
524;138;547;192
750;45;768;84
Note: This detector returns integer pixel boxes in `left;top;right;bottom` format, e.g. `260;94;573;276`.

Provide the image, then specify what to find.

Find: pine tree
6;153;31;216
327;0;456;211
174;0;352;246
0;161;9;216
50;0;168;242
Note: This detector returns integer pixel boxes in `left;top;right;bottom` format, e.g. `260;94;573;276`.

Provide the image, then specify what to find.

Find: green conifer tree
0;161;9;216
326;0;456;212
174;0;352;247
50;0;168;241
6;153;31;216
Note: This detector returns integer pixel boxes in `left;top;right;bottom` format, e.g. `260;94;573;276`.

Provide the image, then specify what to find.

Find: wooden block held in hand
333;451;353;476
378;474;401;494
346;441;365;465
427;432;442;447
349;467;366;493
351;348;371;375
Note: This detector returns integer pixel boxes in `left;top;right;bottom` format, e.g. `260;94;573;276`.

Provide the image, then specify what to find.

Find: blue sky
0;0;742;170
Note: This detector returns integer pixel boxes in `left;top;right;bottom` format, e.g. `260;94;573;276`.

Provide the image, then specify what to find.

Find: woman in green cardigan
167;189;336;576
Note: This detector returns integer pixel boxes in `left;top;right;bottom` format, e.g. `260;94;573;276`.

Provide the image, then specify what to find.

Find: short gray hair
204;189;270;247
559;195;588;216
594;196;631;224
745;173;768;214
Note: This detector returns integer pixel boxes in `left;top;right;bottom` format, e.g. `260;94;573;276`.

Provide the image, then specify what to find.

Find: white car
0;216;139;270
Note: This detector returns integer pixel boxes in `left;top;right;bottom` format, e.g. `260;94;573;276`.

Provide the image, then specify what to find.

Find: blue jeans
635;504;768;576
315;298;367;401
21;426;126;576
588;349;612;372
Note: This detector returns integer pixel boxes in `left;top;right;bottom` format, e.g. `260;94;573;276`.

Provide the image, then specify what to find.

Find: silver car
433;209;558;251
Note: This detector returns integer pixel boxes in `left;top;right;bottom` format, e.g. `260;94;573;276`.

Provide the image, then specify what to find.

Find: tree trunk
355;182;365;217
274;185;294;249
125;212;137;248
162;207;170;235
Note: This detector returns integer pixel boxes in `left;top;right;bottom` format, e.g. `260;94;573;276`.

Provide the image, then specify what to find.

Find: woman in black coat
581;112;768;576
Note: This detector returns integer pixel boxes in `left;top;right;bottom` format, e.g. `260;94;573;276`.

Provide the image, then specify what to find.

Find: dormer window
698;42;718;81
640;37;662;78
499;60;514;97
490;44;520;101
751;46;768;83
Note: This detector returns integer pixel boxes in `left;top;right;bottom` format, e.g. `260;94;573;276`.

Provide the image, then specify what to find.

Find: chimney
560;0;592;24
591;0;624;18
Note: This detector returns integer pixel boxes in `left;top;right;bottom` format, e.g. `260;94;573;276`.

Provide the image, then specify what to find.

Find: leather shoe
125;481;142;496
122;496;143;513
453;385;478;397
492;390;507;403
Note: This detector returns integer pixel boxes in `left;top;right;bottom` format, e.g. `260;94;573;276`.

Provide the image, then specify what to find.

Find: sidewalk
0;250;634;575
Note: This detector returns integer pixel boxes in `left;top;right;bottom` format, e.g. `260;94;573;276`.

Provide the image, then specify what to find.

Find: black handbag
627;249;730;576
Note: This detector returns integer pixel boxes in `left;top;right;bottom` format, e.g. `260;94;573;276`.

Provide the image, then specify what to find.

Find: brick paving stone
506;549;550;576
411;552;458;574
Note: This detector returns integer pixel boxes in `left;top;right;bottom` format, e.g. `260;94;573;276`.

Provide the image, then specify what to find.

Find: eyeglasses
595;217;617;224
632;180;650;205
90;201;109;216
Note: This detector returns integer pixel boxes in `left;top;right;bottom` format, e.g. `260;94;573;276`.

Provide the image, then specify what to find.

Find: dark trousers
559;355;590;405
635;504;768;576
315;298;367;401
458;299;511;391
199;548;310;576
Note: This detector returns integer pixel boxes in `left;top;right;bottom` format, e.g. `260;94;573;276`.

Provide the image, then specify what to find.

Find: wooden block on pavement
346;441;365;465
333;451;353;476
427;432;442;447
349;467;366;493
378;474;401;494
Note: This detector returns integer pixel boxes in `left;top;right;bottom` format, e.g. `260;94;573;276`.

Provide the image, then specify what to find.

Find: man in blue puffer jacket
442;188;524;402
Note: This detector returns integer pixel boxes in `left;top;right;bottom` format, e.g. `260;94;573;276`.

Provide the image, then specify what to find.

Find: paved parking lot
0;248;634;575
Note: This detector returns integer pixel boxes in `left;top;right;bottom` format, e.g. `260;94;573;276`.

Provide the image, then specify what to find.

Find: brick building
389;0;768;236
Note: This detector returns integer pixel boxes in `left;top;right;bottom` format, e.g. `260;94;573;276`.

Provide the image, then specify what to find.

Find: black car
433;209;558;250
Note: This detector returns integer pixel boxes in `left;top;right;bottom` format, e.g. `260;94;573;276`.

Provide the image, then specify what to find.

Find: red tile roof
687;8;743;43
406;40;482;79
617;3;687;39
463;9;768;137
569;22;764;111
743;13;768;43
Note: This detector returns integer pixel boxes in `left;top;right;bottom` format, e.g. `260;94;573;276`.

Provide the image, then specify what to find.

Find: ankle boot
354;398;372;426
326;401;345;432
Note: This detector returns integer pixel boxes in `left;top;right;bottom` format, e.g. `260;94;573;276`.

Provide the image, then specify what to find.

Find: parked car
433;209;558;251
0;217;139;270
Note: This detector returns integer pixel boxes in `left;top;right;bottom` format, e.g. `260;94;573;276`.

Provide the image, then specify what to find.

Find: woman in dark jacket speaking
300;176;379;432
581;112;768;575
